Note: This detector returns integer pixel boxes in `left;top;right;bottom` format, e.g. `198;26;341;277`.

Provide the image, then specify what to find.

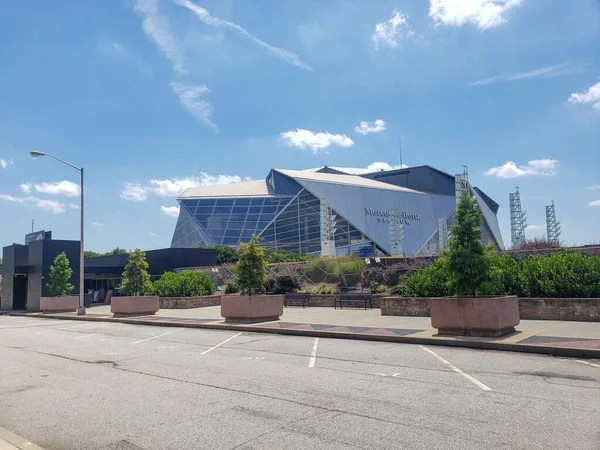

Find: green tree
84;250;101;259
107;247;128;256
448;191;491;296
47;252;74;296
120;249;152;296
235;235;267;295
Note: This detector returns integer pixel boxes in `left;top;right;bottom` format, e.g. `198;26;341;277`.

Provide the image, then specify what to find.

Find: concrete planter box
111;296;160;316
40;296;79;313
430;296;520;337
221;295;283;324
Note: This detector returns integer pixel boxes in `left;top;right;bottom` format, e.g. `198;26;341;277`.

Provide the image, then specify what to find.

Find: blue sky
0;0;599;252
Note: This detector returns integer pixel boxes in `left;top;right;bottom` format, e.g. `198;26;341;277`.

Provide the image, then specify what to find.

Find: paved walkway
11;305;600;359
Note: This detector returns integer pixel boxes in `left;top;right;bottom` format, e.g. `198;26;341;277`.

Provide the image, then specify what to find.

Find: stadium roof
274;169;423;193
178;167;424;199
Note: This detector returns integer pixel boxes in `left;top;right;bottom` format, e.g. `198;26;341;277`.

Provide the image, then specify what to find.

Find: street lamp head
30;150;46;158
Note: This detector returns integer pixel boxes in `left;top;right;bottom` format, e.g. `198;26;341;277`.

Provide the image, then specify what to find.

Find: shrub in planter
153;270;216;297
120;249;152;296
235;236;267;295
369;281;387;294
47;252;74;296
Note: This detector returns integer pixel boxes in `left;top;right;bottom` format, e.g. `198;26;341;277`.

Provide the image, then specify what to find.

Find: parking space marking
74;334;97;340
576;360;600;368
308;338;319;368
131;329;182;345
200;332;243;355
419;345;492;391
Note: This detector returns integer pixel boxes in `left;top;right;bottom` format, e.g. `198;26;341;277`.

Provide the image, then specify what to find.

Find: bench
335;293;372;310
284;293;311;308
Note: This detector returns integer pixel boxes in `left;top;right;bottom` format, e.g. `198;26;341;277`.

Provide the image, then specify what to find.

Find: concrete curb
0;426;45;450
10;312;600;360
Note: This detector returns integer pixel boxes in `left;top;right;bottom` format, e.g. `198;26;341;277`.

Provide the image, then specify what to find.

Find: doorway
13;275;28;310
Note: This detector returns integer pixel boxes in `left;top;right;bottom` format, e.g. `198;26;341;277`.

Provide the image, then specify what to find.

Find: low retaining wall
300;294;386;308
159;295;222;309
380;297;600;322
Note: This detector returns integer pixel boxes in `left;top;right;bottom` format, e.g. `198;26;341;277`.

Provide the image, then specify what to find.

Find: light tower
389;210;405;256
320;198;337;257
546;201;561;244
509;187;527;247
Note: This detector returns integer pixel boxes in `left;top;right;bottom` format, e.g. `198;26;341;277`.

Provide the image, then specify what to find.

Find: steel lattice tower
546;201;561;244
509;187;527;247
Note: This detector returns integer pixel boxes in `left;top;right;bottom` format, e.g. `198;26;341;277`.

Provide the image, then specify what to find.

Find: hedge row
151;270;216;297
399;251;600;298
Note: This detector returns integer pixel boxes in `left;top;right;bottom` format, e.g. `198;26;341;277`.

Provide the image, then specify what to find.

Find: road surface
0;316;599;449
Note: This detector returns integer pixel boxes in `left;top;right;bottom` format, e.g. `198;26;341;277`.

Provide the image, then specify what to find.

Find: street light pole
30;150;86;315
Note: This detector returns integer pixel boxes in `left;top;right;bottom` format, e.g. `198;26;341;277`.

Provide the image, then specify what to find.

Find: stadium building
170;165;504;257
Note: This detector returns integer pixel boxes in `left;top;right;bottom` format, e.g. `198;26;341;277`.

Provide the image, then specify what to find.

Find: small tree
448;191;491;296
121;249;151;296
235;235;267;295
47;252;74;296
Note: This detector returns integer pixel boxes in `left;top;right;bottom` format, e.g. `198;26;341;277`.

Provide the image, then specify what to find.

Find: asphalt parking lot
1;316;599;450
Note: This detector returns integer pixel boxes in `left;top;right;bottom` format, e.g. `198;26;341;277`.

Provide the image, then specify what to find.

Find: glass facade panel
178;196;291;247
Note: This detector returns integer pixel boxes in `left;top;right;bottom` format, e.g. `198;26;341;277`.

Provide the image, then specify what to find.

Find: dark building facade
1;242;216;311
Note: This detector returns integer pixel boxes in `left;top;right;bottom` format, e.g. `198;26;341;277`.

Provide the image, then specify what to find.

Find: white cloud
354;119;387;135
372;9;413;50
149;232;159;237
568;81;600;111
174;0;311;71
92;221;103;227
170;82;217;131
152;178;199;197
588;185;600;190
485;159;558;178
469;63;577;86
133;0;187;75
429;0;524;30
161;205;180;217
0;194;78;214
0;159;7;169
20;180;80;197
280;129;354;154
525;224;545;231
123;171;250;201
589;200;600;207
120;183;150;201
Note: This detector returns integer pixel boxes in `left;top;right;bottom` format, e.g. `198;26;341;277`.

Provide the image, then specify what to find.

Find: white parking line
131;329;182;345
308;338;319;368
419;345;492;391
576;360;600;368
74;334;97;340
200;332;243;355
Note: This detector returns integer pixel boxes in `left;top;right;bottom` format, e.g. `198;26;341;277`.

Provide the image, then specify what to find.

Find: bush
519;252;600;298
152;270;216;297
224;282;238;294
369;281;387;294
264;275;301;294
305;256;366;287
399;258;453;297
264;249;316;264
362;258;435;287
310;283;339;295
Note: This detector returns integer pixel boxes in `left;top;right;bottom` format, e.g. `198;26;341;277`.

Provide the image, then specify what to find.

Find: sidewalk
0;426;44;450
12;305;600;359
